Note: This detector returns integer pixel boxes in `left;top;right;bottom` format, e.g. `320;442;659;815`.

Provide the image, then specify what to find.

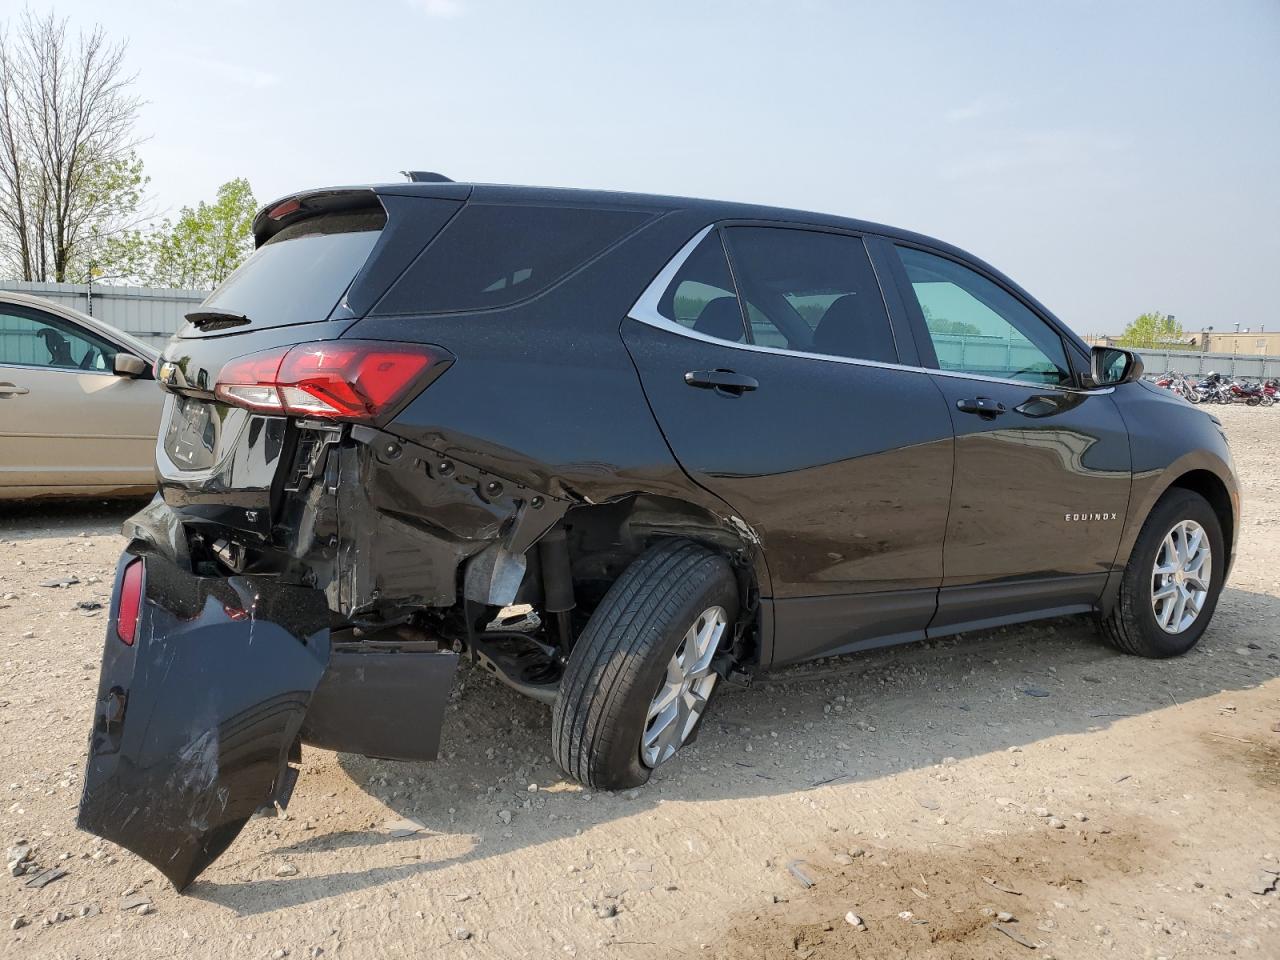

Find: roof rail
401;171;454;183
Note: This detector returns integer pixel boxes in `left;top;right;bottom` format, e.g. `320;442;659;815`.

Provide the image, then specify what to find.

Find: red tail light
116;559;144;646
214;341;450;422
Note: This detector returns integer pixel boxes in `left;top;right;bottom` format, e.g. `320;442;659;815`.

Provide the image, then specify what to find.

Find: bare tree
0;9;145;282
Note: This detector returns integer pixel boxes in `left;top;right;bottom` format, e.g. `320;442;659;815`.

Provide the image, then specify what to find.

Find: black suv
79;178;1239;889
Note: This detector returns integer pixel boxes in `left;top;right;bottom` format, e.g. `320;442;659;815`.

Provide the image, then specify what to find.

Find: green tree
138;178;257;289
922;304;983;337
1118;311;1189;349
0;10;147;281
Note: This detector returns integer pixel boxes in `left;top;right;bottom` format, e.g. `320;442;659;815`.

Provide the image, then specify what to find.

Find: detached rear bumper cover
77;549;458;890
84;417;552;889
78;550;330;890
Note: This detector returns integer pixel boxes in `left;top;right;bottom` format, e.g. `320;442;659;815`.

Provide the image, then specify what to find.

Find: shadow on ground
189;581;1280;915
0;496;149;537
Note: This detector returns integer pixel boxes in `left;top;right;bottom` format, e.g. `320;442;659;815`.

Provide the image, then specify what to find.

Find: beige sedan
0;291;163;500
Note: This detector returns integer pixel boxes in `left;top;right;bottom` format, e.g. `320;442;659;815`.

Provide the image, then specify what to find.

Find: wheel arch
560;493;767;665
1167;468;1236;570
1101;454;1239;617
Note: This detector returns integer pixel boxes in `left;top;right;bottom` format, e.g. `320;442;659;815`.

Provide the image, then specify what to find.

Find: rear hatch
153;188;463;544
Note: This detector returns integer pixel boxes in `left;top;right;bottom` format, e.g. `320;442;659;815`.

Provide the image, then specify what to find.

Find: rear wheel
551;539;737;789
1100;488;1224;658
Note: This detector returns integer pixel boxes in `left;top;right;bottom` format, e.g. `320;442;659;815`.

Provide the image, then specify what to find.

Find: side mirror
1089;346;1144;387
113;353;148;378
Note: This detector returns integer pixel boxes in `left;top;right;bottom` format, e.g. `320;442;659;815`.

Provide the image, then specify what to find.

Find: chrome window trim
0;360;115;377
627;225;1115;397
629;224;718;323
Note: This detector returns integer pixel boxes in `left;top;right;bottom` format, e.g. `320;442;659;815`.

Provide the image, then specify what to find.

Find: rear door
622;224;955;665
886;244;1132;631
0;303;160;492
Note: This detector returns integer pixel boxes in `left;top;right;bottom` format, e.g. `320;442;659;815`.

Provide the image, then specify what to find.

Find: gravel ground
2;403;1278;959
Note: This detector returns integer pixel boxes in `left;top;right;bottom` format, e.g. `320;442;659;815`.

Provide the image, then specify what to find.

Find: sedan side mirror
113;353;149;378
1090;346;1144;388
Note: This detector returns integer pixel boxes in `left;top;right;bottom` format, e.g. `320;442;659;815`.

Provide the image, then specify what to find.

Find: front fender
1103;383;1240;612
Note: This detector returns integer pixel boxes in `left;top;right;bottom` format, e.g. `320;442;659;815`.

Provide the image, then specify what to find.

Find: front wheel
551;539;738;789
1099;488;1225;658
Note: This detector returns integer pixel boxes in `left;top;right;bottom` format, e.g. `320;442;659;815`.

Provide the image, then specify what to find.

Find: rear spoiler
251;188;383;247
253;182;474;247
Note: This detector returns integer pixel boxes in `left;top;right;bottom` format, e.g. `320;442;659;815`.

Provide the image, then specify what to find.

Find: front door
888;244;1132;632
622;224;955;664
0;304;159;492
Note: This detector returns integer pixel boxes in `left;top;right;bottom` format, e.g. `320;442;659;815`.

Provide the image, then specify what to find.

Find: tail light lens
214;341;450;422
116;559;144;646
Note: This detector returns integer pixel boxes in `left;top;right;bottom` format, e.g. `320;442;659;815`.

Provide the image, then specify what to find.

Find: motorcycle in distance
1228;379;1265;406
1192;372;1233;404
1151;373;1196;402
1168;371;1274;407
1181;372;1221;404
1259;378;1278;407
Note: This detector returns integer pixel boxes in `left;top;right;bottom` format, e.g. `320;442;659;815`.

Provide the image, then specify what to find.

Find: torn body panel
147;396;571;626
78;547;460;891
77;549;331;891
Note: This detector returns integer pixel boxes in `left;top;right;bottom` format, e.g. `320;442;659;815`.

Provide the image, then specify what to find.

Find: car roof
259;180;1085;354
265;180;974;261
377;180;970;251
0;289;159;360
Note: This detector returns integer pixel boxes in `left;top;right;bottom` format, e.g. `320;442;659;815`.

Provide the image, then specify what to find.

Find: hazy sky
27;0;1280;334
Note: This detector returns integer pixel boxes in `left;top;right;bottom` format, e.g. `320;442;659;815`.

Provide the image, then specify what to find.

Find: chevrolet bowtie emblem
158;361;181;387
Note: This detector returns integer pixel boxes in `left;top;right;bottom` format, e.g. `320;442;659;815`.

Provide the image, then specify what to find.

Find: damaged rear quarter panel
279;424;570;620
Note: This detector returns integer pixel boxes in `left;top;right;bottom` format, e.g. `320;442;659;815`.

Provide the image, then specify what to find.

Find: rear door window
722;227;898;363
376;204;652;315
200;210;385;329
656;232;747;343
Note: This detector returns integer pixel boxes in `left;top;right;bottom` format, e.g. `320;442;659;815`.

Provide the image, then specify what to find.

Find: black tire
551;538;738;790
1100;488;1225;658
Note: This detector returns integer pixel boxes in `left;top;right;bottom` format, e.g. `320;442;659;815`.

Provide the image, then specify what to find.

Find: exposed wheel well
560;495;762;662
1167;469;1234;565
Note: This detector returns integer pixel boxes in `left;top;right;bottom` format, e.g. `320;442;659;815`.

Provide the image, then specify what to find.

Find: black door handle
684;369;759;395
955;396;1005;418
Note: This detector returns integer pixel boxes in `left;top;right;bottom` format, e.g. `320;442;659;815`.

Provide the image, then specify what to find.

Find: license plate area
163;394;220;471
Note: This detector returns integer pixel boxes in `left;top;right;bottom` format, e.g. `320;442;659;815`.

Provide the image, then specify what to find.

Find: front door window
0;308;119;372
896;246;1071;386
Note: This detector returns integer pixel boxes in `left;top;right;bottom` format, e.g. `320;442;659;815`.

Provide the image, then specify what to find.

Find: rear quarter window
374;203;652;315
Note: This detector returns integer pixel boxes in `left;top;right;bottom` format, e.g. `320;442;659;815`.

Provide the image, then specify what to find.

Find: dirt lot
2;404;1278;959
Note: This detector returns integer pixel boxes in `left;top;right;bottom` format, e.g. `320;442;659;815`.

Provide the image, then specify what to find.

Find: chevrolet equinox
78;176;1239;889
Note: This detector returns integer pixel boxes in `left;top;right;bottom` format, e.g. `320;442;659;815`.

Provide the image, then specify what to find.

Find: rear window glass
376;204;651;314
198;210;385;329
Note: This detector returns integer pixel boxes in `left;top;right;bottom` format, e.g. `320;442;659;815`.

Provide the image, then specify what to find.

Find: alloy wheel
640;606;726;768
1151;519;1212;634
